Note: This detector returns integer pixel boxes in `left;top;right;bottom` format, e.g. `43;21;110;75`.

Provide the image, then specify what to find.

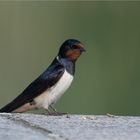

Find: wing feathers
0;58;64;112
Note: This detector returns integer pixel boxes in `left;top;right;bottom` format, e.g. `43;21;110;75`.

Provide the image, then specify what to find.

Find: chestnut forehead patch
77;42;85;48
73;44;84;49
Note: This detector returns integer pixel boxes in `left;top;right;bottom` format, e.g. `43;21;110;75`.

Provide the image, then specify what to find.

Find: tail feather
0;96;29;113
0;101;18;113
0;98;36;113
0;92;33;113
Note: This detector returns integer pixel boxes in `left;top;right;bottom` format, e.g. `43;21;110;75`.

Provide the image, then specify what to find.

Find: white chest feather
34;70;73;109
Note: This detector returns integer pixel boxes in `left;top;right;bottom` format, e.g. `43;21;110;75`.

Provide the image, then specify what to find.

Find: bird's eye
69;45;74;50
72;45;78;50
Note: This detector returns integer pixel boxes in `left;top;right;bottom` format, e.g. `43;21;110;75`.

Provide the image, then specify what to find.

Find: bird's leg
41;108;50;115
48;105;67;116
44;106;57;115
45;109;53;115
45;107;58;116
49;105;57;113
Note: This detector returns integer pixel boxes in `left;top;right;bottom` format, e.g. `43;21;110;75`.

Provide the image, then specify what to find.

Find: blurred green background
0;1;140;115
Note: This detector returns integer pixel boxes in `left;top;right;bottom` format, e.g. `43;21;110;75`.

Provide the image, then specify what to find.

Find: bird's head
58;39;86;61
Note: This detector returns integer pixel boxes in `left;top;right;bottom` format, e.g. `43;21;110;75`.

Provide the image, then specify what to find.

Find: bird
0;39;85;114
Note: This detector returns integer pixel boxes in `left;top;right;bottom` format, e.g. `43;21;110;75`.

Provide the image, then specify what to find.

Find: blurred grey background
0;1;140;115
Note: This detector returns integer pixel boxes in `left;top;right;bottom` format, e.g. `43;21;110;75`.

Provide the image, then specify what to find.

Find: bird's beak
80;47;86;52
77;43;86;52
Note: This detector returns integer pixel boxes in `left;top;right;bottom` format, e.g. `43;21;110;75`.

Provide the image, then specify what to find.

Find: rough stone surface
0;113;140;140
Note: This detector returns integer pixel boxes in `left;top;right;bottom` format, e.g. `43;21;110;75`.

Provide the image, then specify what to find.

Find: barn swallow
0;39;85;114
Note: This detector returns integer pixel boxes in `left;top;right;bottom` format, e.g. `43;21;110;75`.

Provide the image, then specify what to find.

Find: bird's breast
34;70;74;109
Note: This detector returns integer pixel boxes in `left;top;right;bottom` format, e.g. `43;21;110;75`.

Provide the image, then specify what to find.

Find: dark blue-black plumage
0;39;85;113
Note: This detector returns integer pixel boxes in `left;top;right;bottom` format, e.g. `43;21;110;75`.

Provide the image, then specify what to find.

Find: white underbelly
34;70;73;109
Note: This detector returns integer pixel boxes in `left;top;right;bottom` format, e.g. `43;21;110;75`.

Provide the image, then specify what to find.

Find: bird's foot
46;105;67;116
48;112;67;116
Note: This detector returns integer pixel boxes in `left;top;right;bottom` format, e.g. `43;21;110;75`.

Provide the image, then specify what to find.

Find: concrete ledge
0;113;140;140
